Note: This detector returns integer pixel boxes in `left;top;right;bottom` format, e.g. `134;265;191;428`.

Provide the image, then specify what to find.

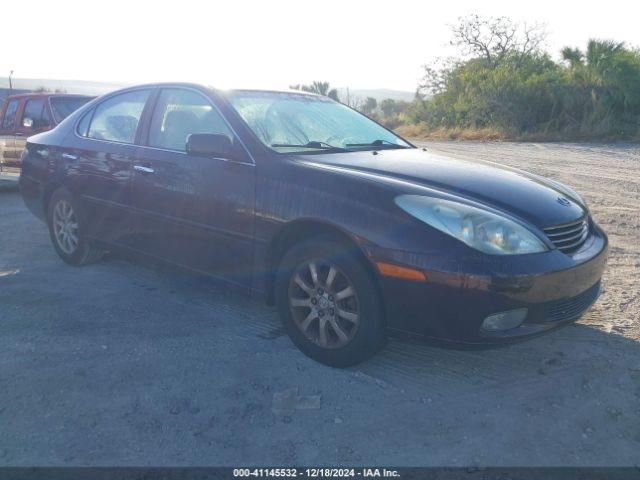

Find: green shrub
408;20;640;140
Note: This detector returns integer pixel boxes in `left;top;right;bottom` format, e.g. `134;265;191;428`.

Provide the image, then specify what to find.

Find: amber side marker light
376;262;427;282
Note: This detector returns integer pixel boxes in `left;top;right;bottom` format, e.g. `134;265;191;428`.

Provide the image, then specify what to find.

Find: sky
3;0;640;92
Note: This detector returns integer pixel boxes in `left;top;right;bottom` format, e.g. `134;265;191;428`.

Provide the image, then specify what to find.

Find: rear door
65;88;153;245
0;98;21;168
129;87;256;286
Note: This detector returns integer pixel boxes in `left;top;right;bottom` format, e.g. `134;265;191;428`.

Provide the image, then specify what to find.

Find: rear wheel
275;237;386;367
47;188;104;266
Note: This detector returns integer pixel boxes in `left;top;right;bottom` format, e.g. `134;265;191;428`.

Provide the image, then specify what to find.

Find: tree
450;15;547;67
585;39;626;80
561;47;584;68
361;97;377;115
419;57;460;96
345;95;363;111
379;99;411;119
379;98;397;118
563;39;640;115
563;40;635;85
412;27;640;139
290;81;339;101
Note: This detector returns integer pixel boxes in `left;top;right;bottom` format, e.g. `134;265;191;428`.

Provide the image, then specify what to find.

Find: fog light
482;308;527;331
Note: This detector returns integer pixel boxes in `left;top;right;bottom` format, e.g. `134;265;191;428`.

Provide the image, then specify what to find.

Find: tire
275;236;386;367
47;187;104;266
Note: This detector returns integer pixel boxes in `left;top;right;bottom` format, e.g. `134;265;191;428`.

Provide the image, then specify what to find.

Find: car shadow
357;323;637;397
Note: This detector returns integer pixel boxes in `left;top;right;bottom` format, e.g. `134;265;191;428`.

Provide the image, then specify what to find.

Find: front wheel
47;188;104;266
275;237;386;367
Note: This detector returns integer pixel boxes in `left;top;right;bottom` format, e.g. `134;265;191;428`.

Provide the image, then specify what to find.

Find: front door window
148;89;232;152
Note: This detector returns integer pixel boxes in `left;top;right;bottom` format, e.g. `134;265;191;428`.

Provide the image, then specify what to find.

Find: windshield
50;96;94;123
226;91;411;153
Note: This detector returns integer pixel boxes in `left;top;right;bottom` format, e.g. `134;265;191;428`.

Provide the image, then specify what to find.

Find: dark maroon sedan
19;83;607;366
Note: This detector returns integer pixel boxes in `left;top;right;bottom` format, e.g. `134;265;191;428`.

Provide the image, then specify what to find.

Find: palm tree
561;47;584;68
585;39;625;82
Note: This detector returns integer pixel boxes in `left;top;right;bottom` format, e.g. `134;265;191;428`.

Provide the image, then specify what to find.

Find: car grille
543;217;589;253
544;281;601;323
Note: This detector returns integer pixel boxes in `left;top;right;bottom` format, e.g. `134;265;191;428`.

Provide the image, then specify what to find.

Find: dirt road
0;141;638;466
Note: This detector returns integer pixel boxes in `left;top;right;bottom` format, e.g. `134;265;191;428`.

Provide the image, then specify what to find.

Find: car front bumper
364;222;608;345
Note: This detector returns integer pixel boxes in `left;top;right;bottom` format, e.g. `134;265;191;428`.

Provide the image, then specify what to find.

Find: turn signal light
376;262;427;282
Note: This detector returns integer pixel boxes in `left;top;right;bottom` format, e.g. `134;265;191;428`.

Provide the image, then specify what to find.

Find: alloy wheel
288;259;360;349
52;199;79;255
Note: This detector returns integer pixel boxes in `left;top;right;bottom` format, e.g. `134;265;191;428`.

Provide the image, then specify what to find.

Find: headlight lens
395;195;548;255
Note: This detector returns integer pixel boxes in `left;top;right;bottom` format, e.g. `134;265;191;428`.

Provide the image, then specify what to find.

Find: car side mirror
23;117;33;128
186;133;233;158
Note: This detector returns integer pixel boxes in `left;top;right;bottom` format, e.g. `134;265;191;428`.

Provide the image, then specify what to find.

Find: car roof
103;82;323;98
5;92;96;100
224;88;322;97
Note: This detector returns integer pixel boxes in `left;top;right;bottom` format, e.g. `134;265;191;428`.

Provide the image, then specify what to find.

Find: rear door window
88;90;151;144
1;99;20;131
23;98;52;130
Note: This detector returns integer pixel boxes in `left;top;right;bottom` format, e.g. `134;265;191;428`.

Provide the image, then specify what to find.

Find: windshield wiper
345;139;409;149
271;141;347;152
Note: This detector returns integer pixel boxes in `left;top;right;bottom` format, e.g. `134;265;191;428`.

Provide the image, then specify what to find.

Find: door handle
15;132;24;136
134;165;154;174
62;153;78;160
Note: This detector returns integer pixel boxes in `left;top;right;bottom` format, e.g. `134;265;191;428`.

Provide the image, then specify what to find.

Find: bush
406;17;640;140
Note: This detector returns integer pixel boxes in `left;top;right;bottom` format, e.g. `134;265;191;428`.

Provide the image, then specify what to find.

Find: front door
130;88;255;287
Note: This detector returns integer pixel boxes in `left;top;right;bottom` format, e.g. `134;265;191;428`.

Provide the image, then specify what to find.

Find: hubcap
288;259;360;349
53;200;79;255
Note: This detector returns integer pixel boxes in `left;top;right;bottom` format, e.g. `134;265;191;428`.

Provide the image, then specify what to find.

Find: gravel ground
0;173;18;193
0;142;639;467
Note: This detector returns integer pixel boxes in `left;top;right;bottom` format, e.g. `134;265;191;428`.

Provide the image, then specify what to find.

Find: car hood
300;148;586;228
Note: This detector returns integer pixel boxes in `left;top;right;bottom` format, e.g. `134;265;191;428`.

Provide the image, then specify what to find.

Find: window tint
23;98;52;129
1;99;20;130
149;89;232;152
88;90;150;143
51;96;93;123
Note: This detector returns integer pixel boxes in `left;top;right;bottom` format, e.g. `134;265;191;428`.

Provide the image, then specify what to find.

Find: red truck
0;92;94;169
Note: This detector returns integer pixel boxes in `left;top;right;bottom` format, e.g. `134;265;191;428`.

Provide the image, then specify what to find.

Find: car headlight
395;195;548;255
